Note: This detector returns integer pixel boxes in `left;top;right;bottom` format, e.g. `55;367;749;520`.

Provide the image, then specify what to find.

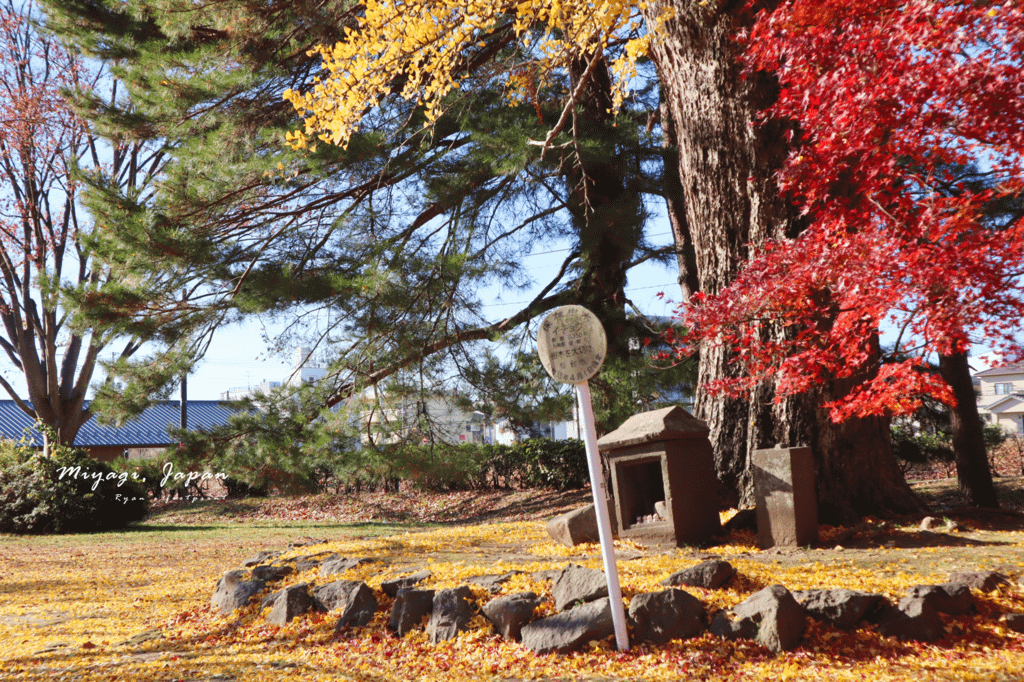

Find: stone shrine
597;406;721;547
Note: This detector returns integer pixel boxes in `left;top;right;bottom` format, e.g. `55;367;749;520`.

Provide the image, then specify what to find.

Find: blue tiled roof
0;400;240;448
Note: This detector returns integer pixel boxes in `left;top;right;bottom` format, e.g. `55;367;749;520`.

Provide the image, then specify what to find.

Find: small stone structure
751;446;818;548
597;405;721;547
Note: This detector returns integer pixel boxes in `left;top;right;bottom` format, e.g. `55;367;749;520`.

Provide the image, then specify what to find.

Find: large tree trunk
643;1;923;520
812;334;926;522
565;54;644;365
940;351;999;508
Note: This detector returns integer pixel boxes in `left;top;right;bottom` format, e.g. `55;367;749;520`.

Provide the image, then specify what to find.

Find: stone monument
751;446;818;548
597;405;721;547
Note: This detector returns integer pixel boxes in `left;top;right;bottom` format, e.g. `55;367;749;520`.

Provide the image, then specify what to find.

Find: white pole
576;380;629;652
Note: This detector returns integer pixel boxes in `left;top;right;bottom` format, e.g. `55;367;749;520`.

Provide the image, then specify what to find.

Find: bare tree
0;0;161;451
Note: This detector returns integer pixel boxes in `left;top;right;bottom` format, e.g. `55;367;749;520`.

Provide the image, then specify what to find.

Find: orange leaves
4;513;1024;681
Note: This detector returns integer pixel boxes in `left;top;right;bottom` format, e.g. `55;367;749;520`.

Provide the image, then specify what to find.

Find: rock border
213;550;1020;655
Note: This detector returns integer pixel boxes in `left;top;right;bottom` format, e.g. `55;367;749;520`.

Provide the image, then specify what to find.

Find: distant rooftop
975;363;1024;378
0;400;239;448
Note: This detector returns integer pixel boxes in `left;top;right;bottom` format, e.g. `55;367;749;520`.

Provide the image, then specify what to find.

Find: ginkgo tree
670;1;1024;507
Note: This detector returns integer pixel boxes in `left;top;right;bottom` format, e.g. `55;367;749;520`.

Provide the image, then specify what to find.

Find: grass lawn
2;481;1024;681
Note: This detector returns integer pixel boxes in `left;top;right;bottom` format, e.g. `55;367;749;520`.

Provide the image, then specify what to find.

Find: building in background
975;363;1024;434
220;347;325;400
0;400;239;461
354;389;487;446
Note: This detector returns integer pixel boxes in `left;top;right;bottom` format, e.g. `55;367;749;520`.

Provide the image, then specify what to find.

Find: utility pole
180;289;188;430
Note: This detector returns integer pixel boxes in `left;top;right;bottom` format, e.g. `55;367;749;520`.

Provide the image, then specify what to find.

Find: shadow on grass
119;523;221;533
426;488;592;525
844;528;1010;550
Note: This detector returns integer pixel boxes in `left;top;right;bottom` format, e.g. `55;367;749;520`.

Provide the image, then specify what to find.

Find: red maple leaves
673;0;1024;420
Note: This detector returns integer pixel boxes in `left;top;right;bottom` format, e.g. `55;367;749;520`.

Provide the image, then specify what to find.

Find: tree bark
940;351;999;508
565;54;644;364
643;0;923;520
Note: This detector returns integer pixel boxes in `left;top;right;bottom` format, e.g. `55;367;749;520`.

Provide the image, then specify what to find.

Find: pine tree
37;1;679;426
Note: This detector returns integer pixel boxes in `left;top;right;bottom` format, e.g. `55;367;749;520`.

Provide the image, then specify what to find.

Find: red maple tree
670;0;1024;504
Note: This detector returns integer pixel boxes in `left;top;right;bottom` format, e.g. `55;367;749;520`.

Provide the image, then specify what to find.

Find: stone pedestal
752;446;818;548
597;406;721;547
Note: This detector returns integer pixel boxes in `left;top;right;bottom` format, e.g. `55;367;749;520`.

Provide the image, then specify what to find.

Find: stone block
545;499;617;547
752;446;818;548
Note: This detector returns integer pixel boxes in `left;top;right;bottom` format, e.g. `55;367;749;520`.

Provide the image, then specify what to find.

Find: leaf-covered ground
2;481;1024;681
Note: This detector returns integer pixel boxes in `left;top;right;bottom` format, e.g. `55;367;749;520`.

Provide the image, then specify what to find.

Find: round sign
537;305;607;384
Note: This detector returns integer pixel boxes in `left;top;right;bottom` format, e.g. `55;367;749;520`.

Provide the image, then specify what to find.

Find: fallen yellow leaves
1;520;1024;681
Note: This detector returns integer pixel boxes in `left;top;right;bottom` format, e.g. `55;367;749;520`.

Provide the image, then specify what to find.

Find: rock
251;565;294;582
320;557;374;577
520;597;615;655
628;589;706;644
242;550;281;567
211;570;266;615
427;586;477;643
905;583;974;615
482;592;541;641
531;569;562;582
948;571;1010;593
266;583;315;626
732;584;806;652
381;570;432;597
661;560;736;590
545;500;617;547
261;589;283;610
389;588;436;637
313;581;378;628
1003;613;1024;633
792;589;888;629
877;598;945;641
919;516;943;530
468;571;523;593
551;564;608;612
293;552;338;573
288;538;329;548
710;610;757;640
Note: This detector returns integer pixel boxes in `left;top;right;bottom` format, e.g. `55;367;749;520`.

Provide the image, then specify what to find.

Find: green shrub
891;425;953;464
983;423;1008;448
346;438;589;492
110;458;167;500
0;443;149;534
514;438;589;490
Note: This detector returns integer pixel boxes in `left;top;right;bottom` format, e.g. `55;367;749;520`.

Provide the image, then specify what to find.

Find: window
995;383;1014;395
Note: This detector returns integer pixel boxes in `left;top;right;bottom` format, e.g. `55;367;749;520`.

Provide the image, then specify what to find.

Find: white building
975;363;1024;434
220;380;281;401
286;347;328;388
355;389;487;446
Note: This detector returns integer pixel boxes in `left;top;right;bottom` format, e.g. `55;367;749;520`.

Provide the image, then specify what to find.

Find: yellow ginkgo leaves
283;0;655;150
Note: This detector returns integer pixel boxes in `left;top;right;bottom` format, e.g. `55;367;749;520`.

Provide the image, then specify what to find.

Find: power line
480;282;678;309
523;231;673;259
